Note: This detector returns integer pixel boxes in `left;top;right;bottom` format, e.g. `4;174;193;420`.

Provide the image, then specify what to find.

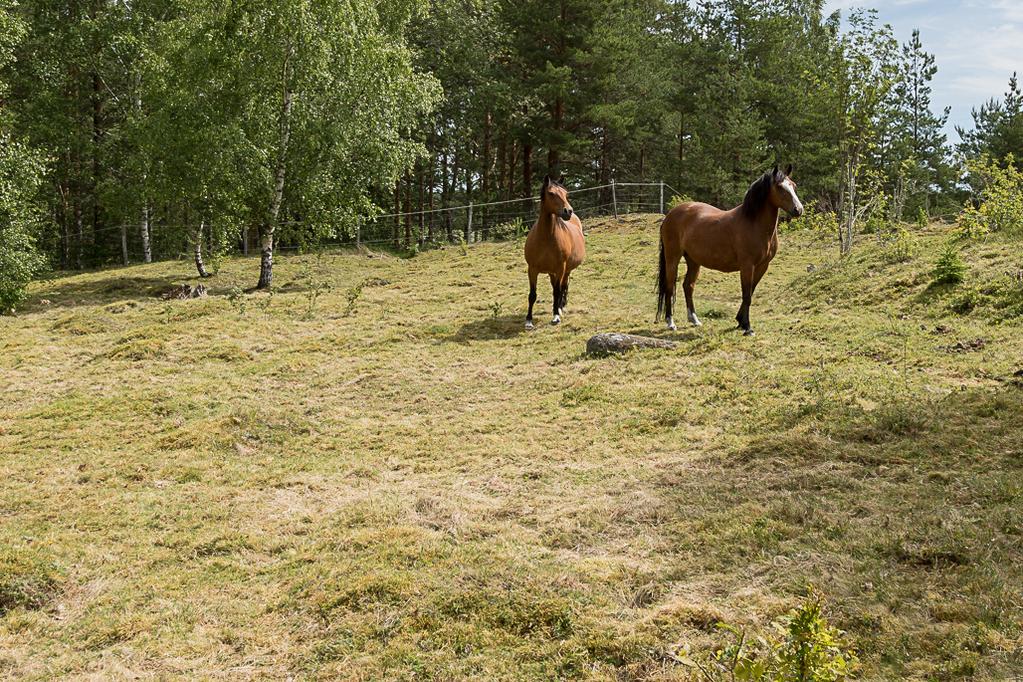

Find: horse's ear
540;175;551;199
785;164;793;177
557;173;565;186
772;165;779;179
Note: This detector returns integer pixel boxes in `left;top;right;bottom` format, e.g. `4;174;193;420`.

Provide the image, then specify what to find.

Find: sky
823;0;1022;143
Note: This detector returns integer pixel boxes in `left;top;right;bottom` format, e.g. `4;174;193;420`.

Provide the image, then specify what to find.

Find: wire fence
341;180;677;252
51;180;680;267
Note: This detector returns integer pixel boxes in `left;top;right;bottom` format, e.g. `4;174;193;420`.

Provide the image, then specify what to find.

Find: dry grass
1;216;1022;680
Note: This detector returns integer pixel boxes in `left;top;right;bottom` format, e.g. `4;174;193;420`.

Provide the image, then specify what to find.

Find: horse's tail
656;236;668;322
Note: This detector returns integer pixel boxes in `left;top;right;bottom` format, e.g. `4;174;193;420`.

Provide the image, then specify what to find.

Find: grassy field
2;215;1022;680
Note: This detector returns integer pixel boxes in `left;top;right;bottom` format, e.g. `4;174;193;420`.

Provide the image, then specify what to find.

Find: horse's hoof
666;317;677;331
743;329;755;337
551;315;561;326
525;320;534;330
688;313;702;327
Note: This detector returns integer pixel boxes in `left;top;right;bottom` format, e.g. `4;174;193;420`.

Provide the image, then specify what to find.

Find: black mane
740;169;783;218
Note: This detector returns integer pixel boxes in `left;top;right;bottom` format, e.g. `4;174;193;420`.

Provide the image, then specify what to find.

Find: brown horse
657;165;803;336
524;175;586;329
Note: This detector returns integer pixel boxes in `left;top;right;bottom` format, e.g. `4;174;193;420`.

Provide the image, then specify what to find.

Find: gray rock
586;332;677;357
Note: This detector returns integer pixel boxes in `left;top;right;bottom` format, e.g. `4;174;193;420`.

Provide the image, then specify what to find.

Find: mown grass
1;216;1021;680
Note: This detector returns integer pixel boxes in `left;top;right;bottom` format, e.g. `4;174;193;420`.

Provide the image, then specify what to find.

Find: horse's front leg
526;267;539;330
550;273;562;325
736;266;755;336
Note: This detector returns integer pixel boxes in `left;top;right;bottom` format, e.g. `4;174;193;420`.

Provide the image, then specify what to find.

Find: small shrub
343;280;364;318
916;206;929;229
490;218;527;241
668;194;693;211
932;244;966;286
957;154;1023;236
955;203;990;240
792;200;839;237
681;589;858;681
880;225;916;264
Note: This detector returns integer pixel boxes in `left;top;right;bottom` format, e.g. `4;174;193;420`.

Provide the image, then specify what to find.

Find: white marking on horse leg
551;314;561;326
688;311;702;327
666;317;677;331
525;320;534;330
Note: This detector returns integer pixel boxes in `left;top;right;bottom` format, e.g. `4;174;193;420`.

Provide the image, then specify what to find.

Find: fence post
660;181;665;214
466;202;473;244
355;217;361;248
611;179;619;220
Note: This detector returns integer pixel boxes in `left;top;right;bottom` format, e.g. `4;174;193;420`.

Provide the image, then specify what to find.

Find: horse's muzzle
561;209;573;221
791;206;804;218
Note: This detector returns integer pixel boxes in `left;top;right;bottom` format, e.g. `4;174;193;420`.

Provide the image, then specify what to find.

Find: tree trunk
75;198;84;270
257;43;295;290
507;141;517;200
417;161;425;245
548;97;563;173
448;151;459;241
482;110;492;235
403;172;412;247
522;140;532;197
427;155;435;242
120;224;129;265
498;137;507;202
465;166;474;242
393;177;401;248
140;204;152;263
194;219;211;278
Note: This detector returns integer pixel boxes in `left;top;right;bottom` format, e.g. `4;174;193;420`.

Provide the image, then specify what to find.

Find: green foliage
489;218;526;241
880;225;916;264
685;589;858;681
932;244;966;286
957;154;1023;237
916;206;929;229
342;280;365;318
0;135;45;314
668;194;693;211
791;201;839;238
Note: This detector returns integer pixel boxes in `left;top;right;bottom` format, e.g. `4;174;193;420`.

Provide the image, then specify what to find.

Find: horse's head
540;175;574;222
769;165;804;218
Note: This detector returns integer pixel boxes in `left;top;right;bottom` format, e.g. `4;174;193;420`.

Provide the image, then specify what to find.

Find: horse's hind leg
526;267;539;330
682;256;702;327
664;256;680;331
559;273;570;314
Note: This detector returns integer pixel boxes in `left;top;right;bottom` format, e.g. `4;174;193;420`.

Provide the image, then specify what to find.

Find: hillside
2;215;1022;680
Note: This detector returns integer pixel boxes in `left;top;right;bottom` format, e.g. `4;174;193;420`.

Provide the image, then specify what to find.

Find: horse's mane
740;169;782;218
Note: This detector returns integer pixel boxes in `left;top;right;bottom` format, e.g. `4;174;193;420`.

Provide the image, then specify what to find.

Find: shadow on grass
26;274;186;311
448;315;528;342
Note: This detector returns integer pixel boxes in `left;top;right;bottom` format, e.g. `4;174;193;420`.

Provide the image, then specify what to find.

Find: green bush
791;200;839;237
932;244;966;286
489;217;527;241
956;154;1023;237
668;194;693;211
0;135;45;314
682;589;858;681
881;225;916;263
915;206;929;229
